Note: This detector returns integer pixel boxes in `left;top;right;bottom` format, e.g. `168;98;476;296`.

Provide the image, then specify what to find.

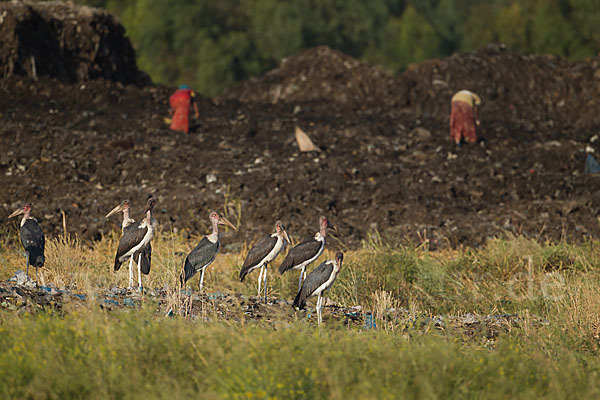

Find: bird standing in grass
279;216;335;291
294;252;343;325
180;211;236;292
105;199;152;282
112;197;157;290
9;203;45;283
239;220;290;303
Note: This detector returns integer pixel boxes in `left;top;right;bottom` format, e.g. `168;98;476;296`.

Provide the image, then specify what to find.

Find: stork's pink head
8;203;31;219
275;220;290;244
144;197;156;213
105;200;131;219
320;216;335;232
210;211;236;230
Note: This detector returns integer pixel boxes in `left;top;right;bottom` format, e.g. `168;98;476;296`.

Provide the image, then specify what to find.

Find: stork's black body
240;221;290;302
240;236;279;281
182;236;219;283
106;200;152;275
110;198;157;289
20;219;45;267
180;211;236;291
294;252;343;325
9;203;45;282
114;223;150;272
279;216;335;290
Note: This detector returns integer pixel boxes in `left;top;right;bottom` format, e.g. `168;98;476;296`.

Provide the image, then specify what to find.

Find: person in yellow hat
450;90;481;145
165;85;200;133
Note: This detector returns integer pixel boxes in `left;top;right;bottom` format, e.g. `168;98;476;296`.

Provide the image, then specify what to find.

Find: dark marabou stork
112;197;157;290
239;220;290;303
293;252;343;325
8;203;45;282
180;211;236;292
279;216;335;291
105;199;152;283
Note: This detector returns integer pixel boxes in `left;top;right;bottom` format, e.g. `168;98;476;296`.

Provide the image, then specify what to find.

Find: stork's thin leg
25;252;30;279
199;268;206;292
137;253;143;291
298;267;304;291
257;265;263;295
317;293;323;325
35;266;38;284
263;264;268;304
128;255;134;288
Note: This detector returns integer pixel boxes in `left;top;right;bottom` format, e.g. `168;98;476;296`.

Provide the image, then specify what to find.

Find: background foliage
74;0;600;95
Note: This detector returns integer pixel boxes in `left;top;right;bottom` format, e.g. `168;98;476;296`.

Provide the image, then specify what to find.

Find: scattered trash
363;314;377;330
294;126;321;152
585;154;600;174
8;269;34;286
123;298;135;307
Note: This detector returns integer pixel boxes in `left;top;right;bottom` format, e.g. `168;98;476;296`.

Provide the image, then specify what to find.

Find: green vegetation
2;230;600;397
73;0;600;95
3;311;600;399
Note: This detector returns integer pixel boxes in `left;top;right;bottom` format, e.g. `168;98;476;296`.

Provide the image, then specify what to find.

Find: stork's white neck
320;225;328;238
122;209;134;230
207;232;219;243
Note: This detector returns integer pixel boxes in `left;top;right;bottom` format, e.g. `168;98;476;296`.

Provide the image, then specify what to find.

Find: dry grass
4;231;600;398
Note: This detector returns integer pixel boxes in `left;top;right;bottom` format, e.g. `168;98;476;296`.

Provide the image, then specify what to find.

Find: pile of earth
0;1;148;84
2;3;600;250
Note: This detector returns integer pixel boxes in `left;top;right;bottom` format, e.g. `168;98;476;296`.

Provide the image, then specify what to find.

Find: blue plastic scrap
363;314;377;329
585;154;600;174
123;298;136;307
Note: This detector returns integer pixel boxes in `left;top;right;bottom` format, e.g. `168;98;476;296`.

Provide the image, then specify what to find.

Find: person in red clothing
167;85;200;133
450;90;481;145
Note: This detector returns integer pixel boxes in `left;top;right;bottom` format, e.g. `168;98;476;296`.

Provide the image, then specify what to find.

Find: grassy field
2;228;600;398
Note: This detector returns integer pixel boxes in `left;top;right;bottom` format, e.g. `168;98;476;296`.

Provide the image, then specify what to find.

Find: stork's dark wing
240;235;278;281
114;224;148;271
137;243;152;275
279;236;321;274
182;237;219;283
20;219;45;267
293;261;334;309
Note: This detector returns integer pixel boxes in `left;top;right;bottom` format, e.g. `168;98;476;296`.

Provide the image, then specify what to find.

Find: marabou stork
279;216;335;291
239;220;290;303
180;211;236;292
112;197;157;290
293;252;343;325
8;203;45;282
105;200;152;282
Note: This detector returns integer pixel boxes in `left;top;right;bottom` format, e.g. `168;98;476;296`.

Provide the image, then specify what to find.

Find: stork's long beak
219;215;237;231
327;220;336;231
282;229;291;244
336;252;344;266
8;208;24;219
105;203;124;219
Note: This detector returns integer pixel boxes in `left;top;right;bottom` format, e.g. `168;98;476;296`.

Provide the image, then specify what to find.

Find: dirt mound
220;46;396;104
397;44;600;130
2;45;600;250
0;1;148;84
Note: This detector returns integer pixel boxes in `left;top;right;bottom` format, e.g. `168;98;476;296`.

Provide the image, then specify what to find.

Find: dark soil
2;4;600;250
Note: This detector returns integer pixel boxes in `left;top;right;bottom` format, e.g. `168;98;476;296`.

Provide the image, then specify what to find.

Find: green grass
1;309;600;399
2;231;600;398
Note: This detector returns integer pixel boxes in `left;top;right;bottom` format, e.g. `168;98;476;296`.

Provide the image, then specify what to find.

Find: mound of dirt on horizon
0;1;148;84
220;46;397;105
